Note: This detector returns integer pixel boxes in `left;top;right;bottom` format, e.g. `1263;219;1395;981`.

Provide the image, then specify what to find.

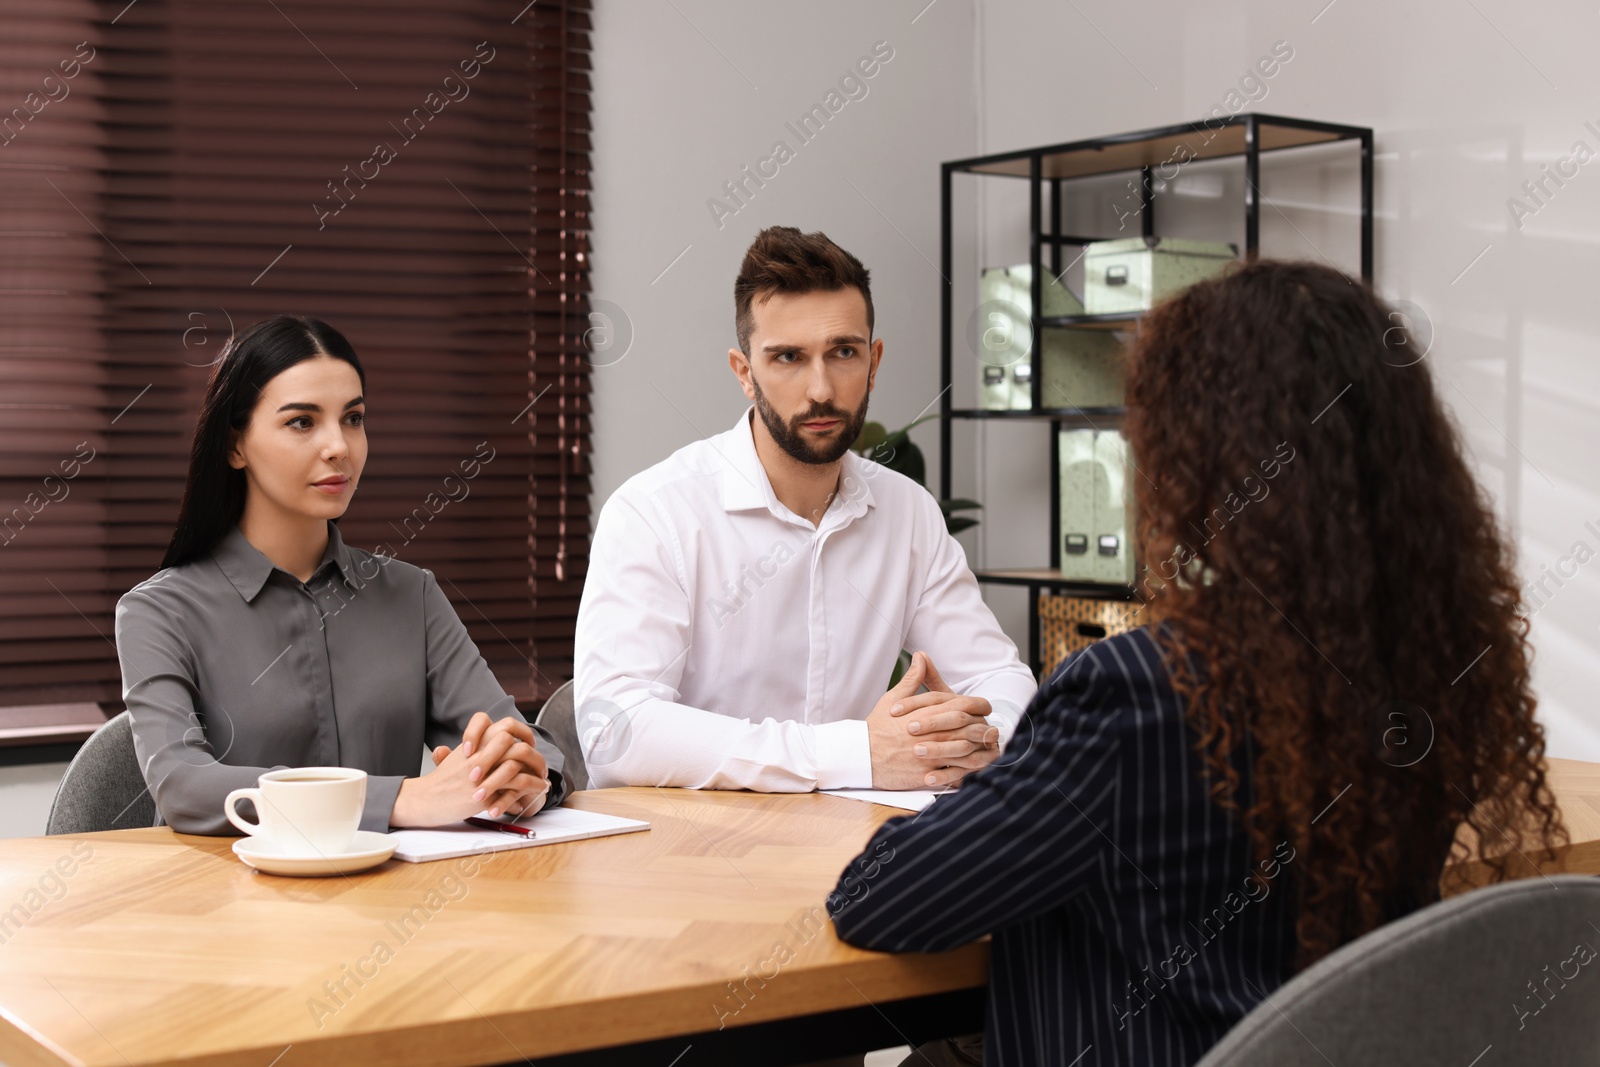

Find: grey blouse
114;523;567;834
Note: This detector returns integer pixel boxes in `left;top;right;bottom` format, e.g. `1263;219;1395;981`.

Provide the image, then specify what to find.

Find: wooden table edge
0;1005;89;1067
0;948;988;1067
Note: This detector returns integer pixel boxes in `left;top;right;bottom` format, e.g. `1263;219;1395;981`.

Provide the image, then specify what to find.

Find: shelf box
1083;237;1236;315
1042;329;1124;410
976;264;1077;411
977;265;1127;411
980;264;1083;322
1058;428;1135;585
1039;594;1145;675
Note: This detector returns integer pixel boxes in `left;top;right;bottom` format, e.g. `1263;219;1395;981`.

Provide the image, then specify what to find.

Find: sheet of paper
388;806;649;863
821;788;951;812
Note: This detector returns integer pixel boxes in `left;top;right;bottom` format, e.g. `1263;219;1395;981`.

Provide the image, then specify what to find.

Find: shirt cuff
813;719;873;790
987;698;1026;749
362;774;406;832
544;768;568;807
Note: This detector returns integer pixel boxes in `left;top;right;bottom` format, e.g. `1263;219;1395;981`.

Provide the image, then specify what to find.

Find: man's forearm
582;695;866;791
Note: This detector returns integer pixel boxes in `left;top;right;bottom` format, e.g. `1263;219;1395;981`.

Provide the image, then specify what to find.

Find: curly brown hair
1122;259;1566;967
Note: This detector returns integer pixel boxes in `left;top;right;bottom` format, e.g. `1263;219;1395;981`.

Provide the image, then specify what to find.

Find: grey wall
0;761;67;839
585;0;980;502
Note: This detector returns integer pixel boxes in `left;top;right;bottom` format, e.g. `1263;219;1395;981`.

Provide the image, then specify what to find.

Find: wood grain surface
1446;756;1600;893
1;762;1594;1067
0;788;983;1067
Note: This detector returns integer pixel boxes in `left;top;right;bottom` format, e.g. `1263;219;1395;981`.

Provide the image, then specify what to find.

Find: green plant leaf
854;420;888;455
876;412;941;450
863;434;925;484
888;648;913;688
859;414;979;533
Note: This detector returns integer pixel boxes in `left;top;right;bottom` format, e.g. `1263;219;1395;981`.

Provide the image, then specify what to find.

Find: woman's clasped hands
390;712;552;827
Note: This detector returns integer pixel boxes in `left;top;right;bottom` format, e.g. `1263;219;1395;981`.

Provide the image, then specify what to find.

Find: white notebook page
388;806;649;863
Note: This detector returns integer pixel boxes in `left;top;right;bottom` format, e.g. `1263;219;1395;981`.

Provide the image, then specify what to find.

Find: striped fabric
830;627;1299;1067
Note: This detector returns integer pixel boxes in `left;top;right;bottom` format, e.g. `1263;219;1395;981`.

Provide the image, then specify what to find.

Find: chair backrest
45;711;159;835
1195;874;1600;1067
533;679;587;792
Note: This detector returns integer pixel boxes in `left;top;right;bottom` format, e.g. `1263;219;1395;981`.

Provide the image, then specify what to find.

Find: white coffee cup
224;767;367;856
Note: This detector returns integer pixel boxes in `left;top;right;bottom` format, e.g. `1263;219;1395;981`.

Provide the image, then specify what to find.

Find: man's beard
750;375;871;466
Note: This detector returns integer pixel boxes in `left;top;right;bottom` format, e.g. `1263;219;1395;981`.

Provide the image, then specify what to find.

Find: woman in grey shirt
115;315;566;835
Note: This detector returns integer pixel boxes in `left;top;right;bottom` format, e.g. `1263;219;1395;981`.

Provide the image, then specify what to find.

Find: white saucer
232;830;396;877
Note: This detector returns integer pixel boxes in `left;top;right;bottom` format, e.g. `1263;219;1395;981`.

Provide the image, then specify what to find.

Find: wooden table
0;789;986;1067
2;762;1595;1067
1548;757;1600;867
1447;756;1600;891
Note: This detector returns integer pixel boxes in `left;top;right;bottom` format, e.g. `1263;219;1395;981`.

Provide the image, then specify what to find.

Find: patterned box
1039;593;1143;675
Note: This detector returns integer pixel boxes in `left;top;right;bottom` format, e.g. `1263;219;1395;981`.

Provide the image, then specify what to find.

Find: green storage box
1082;237;1236;315
990;330;1125;411
980;263;1083;319
1058;428;1097;576
980;362;1011;409
976;264;1085;410
1039;328;1124;410
1058;427;1135;585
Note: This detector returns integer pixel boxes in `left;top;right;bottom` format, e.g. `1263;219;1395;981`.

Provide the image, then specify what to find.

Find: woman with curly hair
828;259;1566;1067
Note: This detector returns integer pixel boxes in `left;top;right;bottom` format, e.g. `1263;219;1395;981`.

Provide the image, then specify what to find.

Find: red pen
465;816;537;838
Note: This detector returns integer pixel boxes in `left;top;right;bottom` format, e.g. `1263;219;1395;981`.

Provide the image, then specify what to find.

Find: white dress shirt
573;408;1038;791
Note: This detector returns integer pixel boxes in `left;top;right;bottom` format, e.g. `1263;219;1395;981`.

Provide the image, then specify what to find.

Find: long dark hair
162;315;365;569
1123;260;1565;967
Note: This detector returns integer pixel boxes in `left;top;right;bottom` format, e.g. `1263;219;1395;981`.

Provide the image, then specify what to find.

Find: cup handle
224;787;266;836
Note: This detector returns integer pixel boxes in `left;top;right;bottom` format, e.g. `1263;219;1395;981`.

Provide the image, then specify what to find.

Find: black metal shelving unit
938;113;1375;673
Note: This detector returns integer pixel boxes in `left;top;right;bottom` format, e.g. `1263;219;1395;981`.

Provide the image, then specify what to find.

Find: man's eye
836;347;856;358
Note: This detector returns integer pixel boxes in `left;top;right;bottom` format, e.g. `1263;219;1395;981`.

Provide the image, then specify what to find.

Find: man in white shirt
574;226;1037;791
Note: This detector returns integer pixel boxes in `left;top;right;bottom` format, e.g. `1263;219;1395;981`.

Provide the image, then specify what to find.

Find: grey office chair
533;679;587;792
1195;874;1600;1067
45;711;159;834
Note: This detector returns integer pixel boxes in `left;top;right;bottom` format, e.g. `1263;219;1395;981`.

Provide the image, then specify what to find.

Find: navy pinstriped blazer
830;627;1300;1067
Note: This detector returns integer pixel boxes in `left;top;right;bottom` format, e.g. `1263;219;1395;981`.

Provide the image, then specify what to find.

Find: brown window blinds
0;3;113;722
0;0;592;720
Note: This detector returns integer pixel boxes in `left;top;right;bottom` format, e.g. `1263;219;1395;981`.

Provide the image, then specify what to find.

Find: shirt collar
212;522;356;602
718;408;877;524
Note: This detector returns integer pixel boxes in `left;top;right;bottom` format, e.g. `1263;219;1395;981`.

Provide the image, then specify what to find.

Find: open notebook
387;806;649;863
